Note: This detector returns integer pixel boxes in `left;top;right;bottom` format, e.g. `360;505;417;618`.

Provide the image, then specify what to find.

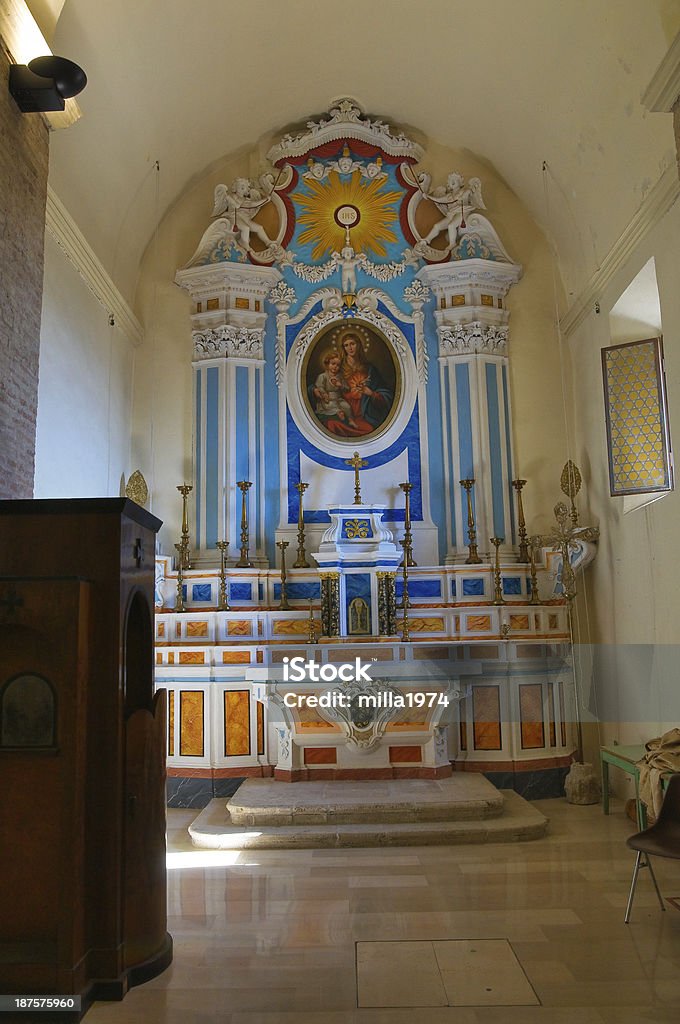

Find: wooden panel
303;747;337;764
227;620;251;636
179;691;204;756
408;617;445;632
389;745;421;763
509;614;529;631
519;683;545;749
257;701;265;756
273;619;310;635
466;615;491;632
168;690;175;756
548;686;556;747
222;651;251;664
224;690;250;756
179;651;204;664
186;621;208;637
472;686;502;750
559;681;567;746
459;720;467;751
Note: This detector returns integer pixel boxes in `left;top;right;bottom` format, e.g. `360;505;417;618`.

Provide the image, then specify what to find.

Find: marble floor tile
433;939;539;1006
356;940;448;1007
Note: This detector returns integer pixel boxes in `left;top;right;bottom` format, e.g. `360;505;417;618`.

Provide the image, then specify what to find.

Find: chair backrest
656;773;680;825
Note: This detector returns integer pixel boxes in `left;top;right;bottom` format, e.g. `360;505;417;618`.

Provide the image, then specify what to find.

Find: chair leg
625;851;642;923
645;855;666;913
624;852;666;923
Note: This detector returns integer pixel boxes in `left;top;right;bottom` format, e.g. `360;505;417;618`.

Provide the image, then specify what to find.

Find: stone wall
0;40;49;498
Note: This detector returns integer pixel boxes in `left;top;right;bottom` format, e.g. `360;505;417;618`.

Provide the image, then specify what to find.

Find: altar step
187;778;548;849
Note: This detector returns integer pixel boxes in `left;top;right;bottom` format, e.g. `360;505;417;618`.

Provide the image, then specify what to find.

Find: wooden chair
625;773;680;923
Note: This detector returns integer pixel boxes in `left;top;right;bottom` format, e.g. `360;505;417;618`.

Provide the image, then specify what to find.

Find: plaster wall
34;233;135;499
132;135;570;557
567;197;680;796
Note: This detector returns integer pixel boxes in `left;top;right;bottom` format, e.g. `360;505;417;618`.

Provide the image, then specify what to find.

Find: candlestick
236;481;253;568
276;540;290;610
293;481;310;568
399;481;417;567
460;479;482;563
345;451;368;505
529;542;541;605
216;540;230;610
174;542;186;612
512;479;530;562
400;538;411;642
491;536;505;605
177;483;193;569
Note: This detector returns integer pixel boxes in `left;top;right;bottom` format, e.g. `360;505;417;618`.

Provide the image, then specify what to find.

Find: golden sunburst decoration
293;170;401;260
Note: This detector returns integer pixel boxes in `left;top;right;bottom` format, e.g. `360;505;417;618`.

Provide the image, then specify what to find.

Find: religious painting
0;674;56;748
601;337;673;496
302;321;400;441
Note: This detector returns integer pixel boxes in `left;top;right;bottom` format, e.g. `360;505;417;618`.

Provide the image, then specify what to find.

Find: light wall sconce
9;55;86;113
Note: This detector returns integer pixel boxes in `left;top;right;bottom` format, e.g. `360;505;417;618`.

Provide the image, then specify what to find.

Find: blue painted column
419;259;522;561
175;263;280;566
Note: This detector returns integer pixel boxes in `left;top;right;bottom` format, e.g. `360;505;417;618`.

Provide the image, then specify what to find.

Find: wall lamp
9;55;86;113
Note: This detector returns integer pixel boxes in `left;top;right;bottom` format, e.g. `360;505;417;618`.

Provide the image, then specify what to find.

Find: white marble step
227;775;505;826
188;790;548;849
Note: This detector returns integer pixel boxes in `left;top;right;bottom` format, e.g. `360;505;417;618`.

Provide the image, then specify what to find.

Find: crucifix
345;451;368;505
531;501;599;602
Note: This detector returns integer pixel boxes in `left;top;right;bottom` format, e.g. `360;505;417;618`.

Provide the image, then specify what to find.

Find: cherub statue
422;172;485;247
185;177;277;265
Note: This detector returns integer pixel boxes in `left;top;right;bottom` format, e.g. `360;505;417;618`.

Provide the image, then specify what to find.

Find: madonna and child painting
303;324;399;440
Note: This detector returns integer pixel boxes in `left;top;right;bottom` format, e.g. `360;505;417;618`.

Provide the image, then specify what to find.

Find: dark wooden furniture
0;499;172;1015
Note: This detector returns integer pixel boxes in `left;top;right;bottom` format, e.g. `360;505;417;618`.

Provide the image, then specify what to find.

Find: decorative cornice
192;325;263;361
642;31;680;112
45;186;143;346
267;98;423;165
560;162;680;337
438;322;508;357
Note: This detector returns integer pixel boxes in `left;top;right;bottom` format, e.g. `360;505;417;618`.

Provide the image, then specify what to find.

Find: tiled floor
86;798;680;1023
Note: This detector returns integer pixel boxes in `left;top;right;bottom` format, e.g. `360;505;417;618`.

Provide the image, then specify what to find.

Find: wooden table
600;744;647;829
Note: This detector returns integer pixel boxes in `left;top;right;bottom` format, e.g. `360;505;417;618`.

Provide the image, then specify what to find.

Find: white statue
186;177;277;265
422;172;485;247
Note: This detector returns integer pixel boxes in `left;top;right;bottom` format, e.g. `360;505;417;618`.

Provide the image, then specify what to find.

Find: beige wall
132;135;570;555
568;197;680;793
34;234;136;499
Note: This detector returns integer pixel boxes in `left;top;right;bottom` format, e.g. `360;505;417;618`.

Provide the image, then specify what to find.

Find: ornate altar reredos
159;100;595;796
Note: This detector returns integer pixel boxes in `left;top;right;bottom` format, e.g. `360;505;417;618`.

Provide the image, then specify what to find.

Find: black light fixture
9;55;86;113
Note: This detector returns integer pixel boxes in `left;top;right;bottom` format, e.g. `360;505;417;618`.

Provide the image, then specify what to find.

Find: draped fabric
637;728;680;819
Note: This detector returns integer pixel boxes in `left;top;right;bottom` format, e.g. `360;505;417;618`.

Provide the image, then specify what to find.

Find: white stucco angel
422;172;485;247
185;177;276;265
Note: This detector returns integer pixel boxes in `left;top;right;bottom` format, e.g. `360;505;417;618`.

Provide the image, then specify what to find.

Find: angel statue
185;177;277;266
422;172;485;247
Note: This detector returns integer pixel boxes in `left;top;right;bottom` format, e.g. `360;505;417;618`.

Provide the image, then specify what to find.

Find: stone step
188;790;548;849
226;775;505;826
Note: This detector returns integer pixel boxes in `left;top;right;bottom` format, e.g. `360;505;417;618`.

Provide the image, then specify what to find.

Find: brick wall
0;40;49;498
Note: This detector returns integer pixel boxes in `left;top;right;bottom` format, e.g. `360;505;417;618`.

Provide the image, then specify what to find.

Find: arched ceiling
44;0;679;309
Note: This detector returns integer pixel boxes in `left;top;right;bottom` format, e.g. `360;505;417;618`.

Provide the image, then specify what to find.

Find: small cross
345;451;368;505
0;588;24;619
133;538;143;568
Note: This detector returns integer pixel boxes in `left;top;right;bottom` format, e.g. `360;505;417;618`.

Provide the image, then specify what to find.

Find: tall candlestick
460;479;482;563
177;483;192;569
491;536;505;605
400;538;411;642
276;540;290;610
236;481;253;568
216;540;230;610
293;481;310;568
512;479;530;562
174;542;186;612
399;481;417;567
529;542;541;605
345;451;368;505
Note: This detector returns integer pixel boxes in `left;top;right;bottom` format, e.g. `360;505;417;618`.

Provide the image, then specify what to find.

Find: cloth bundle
637;727;680;819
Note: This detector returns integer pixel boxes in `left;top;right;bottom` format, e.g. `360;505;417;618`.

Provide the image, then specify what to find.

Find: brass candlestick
345;451;368;505
293;481;310;568
399;481;417;567
400;538;411;642
177;483;193;569
277;540;290;610
460;479;482;563
307;599;317;644
216;540;230;610
512;479;530;562
529;542;541;605
236;481;253;567
491;536;505;605
174;543;186;612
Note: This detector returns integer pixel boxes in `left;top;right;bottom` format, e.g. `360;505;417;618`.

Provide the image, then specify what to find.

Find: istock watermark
282;656;373;683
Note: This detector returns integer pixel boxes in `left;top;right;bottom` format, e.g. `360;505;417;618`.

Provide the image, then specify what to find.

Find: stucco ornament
411;170;514;263
317;677;406;751
185;175;284;265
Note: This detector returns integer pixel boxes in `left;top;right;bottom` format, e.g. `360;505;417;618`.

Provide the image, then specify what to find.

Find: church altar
151;100;597;805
